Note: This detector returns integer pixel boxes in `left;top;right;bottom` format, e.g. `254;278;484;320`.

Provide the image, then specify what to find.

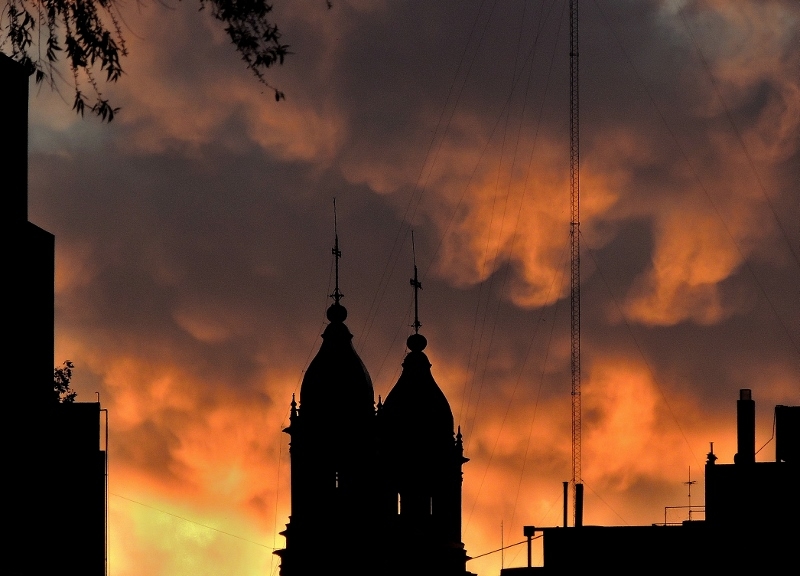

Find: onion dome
299;302;374;421
380;332;455;455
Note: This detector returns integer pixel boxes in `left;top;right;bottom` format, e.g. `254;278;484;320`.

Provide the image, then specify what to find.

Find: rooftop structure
500;390;798;574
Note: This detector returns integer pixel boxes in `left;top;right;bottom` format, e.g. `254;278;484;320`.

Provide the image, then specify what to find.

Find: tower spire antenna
410;231;422;334
331;198;343;306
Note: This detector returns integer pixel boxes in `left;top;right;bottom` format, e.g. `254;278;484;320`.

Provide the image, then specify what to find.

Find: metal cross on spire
410;231;422;334
331;198;343;305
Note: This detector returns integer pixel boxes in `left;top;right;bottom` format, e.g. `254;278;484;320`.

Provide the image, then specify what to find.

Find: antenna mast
569;0;582;523
684;466;697;520
331;198;343;305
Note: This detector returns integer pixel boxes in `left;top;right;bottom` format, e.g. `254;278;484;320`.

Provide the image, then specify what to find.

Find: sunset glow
17;1;799;574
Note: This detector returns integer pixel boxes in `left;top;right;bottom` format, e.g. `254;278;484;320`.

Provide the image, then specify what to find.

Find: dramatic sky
16;0;800;573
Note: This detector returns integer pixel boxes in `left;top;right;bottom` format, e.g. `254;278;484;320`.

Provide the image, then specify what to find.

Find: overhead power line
110;492;275;550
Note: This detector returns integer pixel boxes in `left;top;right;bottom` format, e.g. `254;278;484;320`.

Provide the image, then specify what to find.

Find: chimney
523;526;535;567
775;405;799;463
735;389;755;464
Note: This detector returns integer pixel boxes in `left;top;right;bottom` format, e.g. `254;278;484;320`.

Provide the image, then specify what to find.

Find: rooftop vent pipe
735;389;755;464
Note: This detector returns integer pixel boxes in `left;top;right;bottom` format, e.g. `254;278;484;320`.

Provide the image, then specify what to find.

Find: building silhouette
378;329;470;576
3;53;108;575
275;239;473;575
500;390;798;574
275;299;382;573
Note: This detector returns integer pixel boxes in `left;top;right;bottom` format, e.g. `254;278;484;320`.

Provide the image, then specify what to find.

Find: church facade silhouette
274;234;474;576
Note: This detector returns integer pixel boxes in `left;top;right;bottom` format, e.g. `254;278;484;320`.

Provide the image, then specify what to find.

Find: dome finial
407;231;427;351
331;197;343;306
410;230;422;335
326;198;348;323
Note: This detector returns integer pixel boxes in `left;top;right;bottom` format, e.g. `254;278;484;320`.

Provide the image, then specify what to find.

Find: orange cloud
583;359;695;489
624;208;742;325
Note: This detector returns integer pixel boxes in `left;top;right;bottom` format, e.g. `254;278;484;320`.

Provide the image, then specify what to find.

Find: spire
410;231;422;335
327;198;346;324
331;198;343;306
300;198;373;415
382;231;452;438
408;231;427;352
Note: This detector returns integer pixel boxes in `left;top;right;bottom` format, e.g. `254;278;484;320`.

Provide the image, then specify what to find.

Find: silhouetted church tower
275;224;472;575
377;250;472;575
275;215;381;573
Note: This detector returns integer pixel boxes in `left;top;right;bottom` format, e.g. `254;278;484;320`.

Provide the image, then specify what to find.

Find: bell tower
275;207;378;574
275;227;473;575
377;245;472;575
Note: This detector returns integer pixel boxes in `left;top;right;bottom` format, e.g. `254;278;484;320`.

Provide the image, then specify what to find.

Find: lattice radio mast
569;0;583;525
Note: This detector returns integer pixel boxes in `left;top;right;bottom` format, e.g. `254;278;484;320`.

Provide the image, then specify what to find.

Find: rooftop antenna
684;466;697;520
410;231;422;334
331;198;343;305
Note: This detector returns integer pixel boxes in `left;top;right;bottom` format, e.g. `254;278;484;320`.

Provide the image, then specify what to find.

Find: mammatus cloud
624;209;744;325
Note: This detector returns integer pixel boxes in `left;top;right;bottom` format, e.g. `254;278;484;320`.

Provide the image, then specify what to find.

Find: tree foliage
54;360;77;403
1;0;290;121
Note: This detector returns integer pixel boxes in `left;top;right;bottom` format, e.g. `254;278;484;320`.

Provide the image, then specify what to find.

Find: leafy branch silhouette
54;360;77;404
1;0;293;121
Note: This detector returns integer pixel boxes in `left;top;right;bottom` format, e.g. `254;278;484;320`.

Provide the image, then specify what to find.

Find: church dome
381;333;455;453
299;303;375;421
